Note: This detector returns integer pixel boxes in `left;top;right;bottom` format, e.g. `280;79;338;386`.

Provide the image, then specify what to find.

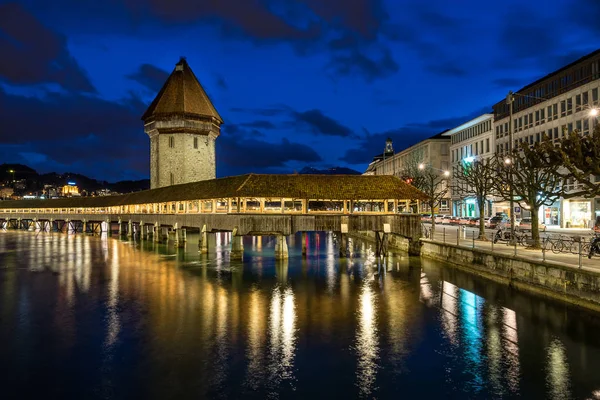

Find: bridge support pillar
301;232;307;256
339;233;347;257
139;221;145;240
175;229;186;248
199;225;209;254
82;220;87;234
230;228;244;260
127;220;133;239
105;219;111;235
154;223;160;242
17;218;21;230
163;228;170;243
49;219;54;233
118;218;123;235
275;234;289;260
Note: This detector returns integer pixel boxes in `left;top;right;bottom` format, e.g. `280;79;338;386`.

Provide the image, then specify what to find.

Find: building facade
364;133;452;213
443;114;495;218
143;58;223;189
493;49;600;228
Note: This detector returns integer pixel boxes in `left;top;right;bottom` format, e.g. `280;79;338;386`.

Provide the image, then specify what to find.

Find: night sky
1;0;598;182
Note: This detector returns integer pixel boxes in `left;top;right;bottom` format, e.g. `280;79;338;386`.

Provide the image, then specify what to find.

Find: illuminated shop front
540;202;560;227
562;199;592;228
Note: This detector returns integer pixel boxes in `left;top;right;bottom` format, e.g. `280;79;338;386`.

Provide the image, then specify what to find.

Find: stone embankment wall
420;239;600;312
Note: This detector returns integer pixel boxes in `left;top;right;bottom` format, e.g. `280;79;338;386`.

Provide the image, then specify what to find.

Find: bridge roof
141;58;223;124
0;174;427;209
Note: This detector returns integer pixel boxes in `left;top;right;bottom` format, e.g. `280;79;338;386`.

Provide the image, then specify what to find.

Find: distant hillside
298;166;361;175
0;163;149;194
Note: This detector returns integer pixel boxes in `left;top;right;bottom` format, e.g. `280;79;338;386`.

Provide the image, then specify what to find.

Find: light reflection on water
1;231;600;399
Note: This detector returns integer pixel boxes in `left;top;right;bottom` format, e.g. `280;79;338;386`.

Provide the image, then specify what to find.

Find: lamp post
8;169;15;183
506;91;517;244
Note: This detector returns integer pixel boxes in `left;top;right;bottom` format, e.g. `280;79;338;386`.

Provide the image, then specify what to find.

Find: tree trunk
430;200;436;237
530;206;541;249
477;196;487;240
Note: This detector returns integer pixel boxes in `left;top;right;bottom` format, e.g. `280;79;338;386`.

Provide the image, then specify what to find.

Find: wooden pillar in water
339;233;347;257
127;220;133;238
230;227;244;260
118;218;123;235
82;220;87;234
301;232;307;256
199;224;208;254
154;222;160;242
275;234;289;260
105;218;111;235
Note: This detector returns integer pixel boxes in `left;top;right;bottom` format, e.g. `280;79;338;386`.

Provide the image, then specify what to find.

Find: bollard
513;237;517;257
472;230;475;249
579;237;583;269
542;237;546;262
491;231;494;252
456;228;459;246
443;227;446;244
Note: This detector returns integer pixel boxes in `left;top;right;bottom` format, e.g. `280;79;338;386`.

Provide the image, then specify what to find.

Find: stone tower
142;58;223;189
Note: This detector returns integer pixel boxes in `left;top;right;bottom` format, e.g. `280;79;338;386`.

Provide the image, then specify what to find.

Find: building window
193;137;198;149
583;91;589;106
593;88;599;105
169;136;175;148
170;173;174;185
576;94;582;112
486;138;490;153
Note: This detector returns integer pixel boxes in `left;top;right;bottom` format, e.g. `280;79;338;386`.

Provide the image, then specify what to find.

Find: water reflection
268;285;297;392
547;338;571;400
0;231;599;399
356;280;378;397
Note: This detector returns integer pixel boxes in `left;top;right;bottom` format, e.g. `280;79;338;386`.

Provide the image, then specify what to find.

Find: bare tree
492;140;564;248
398;153;449;236
540;124;600;198
452;158;496;240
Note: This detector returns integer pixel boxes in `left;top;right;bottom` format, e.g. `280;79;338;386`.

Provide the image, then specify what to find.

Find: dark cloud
492;77;529;89
230;106;289;116
340;107;492;165
126;63;170;92
215;75;228;90
0;87;147;180
570;0;600;35
217;135;321;175
240;120;276;129
292;109;355;137
0;3;95;93
328;47;399;81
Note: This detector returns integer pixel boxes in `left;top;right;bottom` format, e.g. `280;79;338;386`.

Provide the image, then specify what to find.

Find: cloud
340;107;492;165
425;64;468;77
0;3;95;93
0;87;147;180
292;109;355;137
327;47;399;81
215;74;228;90
126;63;170;92
240;120;276;129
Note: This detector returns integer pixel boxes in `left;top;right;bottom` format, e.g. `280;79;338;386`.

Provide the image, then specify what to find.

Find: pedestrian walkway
427;226;600;272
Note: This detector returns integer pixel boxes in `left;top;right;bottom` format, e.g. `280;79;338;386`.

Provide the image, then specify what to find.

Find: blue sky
0;0;598;181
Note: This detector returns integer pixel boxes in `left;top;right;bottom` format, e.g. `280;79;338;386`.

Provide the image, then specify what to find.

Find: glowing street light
590;108;598;117
504;158;512;165
8;169;15;182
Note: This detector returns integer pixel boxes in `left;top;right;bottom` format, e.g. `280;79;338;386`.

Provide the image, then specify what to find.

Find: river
0;231;599;399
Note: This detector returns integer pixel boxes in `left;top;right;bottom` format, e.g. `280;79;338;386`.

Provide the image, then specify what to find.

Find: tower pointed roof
141;58;223;124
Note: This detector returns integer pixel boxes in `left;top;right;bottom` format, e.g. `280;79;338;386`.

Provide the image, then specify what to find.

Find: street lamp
506;91;517;244
8;169;15;182
418;163;449;176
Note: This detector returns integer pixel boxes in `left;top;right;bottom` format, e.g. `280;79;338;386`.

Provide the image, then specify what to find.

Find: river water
1;231;600;399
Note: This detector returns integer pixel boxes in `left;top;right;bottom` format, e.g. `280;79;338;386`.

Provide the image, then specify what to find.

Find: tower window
193;137;198;149
169;136;175;148
170;172;174;185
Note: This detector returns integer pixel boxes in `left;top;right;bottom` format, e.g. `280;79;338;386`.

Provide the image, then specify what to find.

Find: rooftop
141;58;223;124
0;174;428;209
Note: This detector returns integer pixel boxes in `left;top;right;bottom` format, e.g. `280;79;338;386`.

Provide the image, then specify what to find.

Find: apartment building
493;49;600;228
443;114;495;217
364;132;452;213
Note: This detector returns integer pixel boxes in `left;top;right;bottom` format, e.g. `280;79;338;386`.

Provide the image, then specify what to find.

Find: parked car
447;216;461;225
518;217;546;231
458;216;471;225
468;217;479;226
484;217;492;228
489;215;509;229
441;215;454;224
434;214;445;224
420;213;432;223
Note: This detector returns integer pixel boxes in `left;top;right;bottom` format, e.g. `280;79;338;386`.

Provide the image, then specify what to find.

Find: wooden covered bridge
0;174;427;258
